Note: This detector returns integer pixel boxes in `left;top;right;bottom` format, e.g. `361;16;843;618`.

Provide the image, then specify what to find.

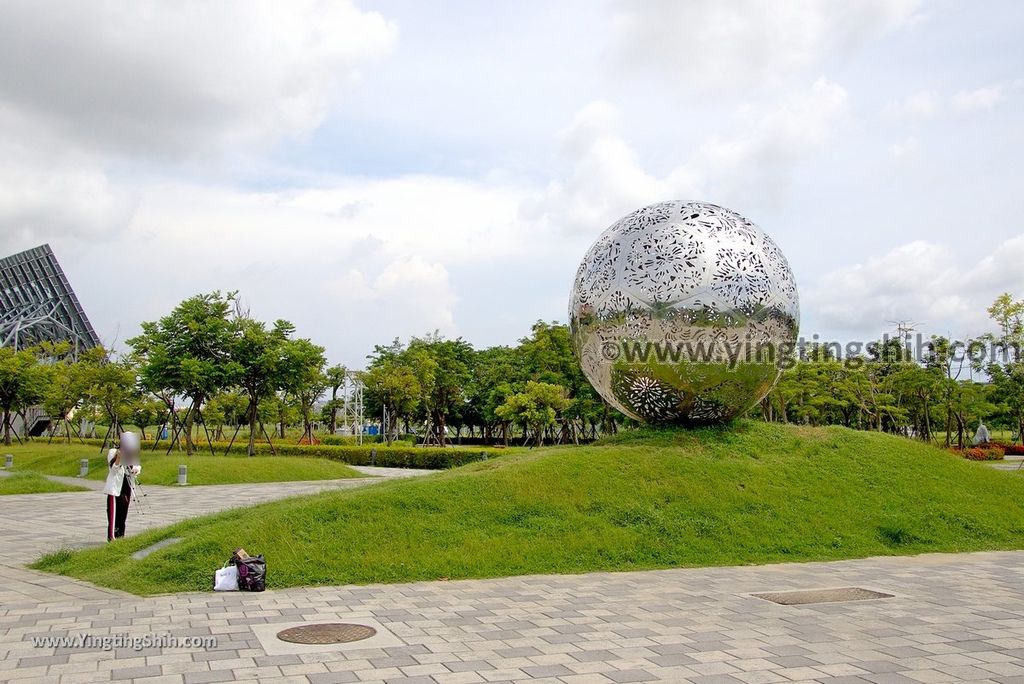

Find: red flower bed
962;447;1004;461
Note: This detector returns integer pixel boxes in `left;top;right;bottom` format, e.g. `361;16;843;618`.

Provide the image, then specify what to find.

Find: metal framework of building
0;244;100;353
338;371;365;445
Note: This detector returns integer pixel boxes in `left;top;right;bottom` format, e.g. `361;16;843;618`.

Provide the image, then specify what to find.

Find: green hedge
243;443;497;468
321;434;416;446
76;437;498;469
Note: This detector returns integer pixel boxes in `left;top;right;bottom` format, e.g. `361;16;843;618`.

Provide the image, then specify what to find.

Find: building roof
0;243;101;352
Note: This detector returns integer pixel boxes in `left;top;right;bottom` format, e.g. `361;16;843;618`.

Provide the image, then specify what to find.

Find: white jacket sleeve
104;449;127;496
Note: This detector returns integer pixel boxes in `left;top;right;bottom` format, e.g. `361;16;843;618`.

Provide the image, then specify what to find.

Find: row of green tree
0;292;343;455
766;293;1024;447
0;293;610;452
361;322;611;447
2;290;1021;451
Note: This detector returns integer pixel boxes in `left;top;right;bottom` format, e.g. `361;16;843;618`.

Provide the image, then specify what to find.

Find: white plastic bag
214;564;239;591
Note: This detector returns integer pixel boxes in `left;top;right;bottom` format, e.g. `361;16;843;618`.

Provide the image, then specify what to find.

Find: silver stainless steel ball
569;201;799;424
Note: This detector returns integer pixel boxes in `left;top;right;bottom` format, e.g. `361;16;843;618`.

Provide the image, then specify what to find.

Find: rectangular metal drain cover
752;587;894;605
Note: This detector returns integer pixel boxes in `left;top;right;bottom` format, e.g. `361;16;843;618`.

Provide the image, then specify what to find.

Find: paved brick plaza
2;474;1024;683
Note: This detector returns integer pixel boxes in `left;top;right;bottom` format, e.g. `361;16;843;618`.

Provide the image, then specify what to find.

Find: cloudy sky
1;0;1021;366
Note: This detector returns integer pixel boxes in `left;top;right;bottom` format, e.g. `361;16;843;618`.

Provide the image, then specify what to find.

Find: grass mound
4;444;364;486
0;471;89;495
33;421;1024;594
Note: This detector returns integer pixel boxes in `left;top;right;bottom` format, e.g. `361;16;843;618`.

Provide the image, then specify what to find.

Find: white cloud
280;175;530;263
523;81;848;234
954;84;1009;112
964;234;1024;293
611;0;921;91
889;135;920;158
695;79;849;202
0;0;400;251
805;236;1024;340
520;101;699;235
0;106;136;249
807;241;965;334
326;256;458;337
0;0;398;158
885;90;939;119
0;152;131;249
50;173;543;364
884;81;1020;121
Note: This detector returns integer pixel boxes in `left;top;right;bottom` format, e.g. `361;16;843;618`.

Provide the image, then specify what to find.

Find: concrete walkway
2;474;1024;683
0;467;428;603
988;455;1024;471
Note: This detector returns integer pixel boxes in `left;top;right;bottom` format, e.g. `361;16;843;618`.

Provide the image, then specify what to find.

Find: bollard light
178;464;187;486
370;447;377;466
4;454;11;468
79;459;89;477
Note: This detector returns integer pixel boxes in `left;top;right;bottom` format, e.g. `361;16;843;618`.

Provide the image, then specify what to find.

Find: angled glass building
0;244;101;353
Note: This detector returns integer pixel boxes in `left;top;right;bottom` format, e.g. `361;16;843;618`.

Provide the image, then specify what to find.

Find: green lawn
2;443;365;486
0;471;89;495
33;421;1024;595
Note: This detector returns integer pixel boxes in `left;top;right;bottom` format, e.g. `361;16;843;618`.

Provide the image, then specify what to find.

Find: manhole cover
752;587;894;606
276;623;377;644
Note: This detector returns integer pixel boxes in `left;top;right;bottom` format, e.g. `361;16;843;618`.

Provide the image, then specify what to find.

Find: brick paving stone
182;672;235;684
521;665;574;678
5;476;1024;683
687;675;746;684
309;673;361;683
603;670;656;683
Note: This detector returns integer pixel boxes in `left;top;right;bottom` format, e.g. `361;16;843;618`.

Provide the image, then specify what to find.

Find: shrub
1004;444;1024;456
962;447;1004;461
77;437;498;469
321;434;415;446
240;442;498;469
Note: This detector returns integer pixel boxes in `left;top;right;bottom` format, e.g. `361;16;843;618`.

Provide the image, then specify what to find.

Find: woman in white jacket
104;432;142;541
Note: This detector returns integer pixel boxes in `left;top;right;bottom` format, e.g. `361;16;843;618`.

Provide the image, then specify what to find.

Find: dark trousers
106;478;131;541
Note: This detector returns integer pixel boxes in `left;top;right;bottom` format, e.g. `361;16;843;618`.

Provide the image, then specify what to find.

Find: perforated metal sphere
569;201;800;423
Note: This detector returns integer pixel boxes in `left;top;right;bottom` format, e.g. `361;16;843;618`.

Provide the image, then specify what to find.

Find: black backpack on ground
231;552;266;592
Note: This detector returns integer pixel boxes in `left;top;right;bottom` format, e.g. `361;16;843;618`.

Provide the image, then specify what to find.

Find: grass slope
0;471;89;495
34;421;1024;595
4;443;364;486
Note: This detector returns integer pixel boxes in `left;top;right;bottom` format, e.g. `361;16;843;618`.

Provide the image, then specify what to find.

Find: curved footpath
1;470;1024;683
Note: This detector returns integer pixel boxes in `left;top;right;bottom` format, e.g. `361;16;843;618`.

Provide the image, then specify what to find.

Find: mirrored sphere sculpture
569;201;799;423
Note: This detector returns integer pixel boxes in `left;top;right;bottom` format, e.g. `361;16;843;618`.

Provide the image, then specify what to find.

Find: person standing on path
104;432;142;541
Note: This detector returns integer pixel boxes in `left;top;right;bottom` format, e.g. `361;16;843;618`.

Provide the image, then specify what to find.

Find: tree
128;292;239;454
230;318;295;456
985;293;1024;442
76;348;140;448
204;392;248;441
127;396;165;440
324;364;347;434
262;392;300;439
466;345;523;444
517;321;608;443
496;381;569;447
363;358;421;445
988;293;1024;343
406;335;474;446
0;347;47;444
41;355;83;442
281;338;328;443
889;362;941;441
